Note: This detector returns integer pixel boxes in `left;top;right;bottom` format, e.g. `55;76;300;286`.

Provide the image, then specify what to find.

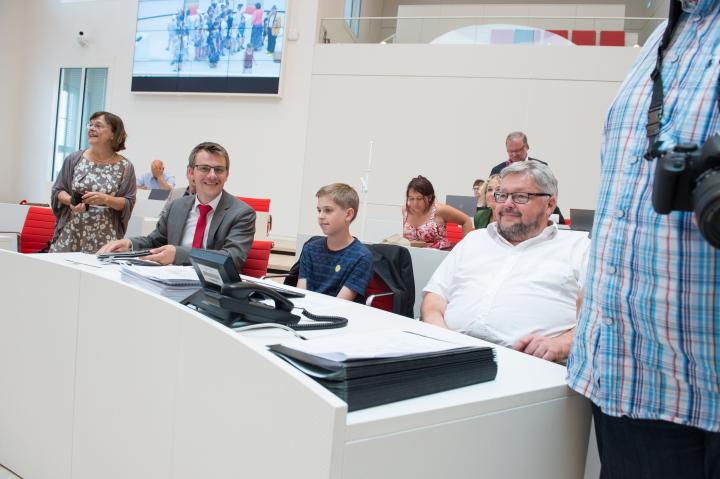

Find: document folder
270;331;497;411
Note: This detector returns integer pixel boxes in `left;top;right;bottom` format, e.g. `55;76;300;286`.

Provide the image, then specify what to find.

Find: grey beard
497;215;543;243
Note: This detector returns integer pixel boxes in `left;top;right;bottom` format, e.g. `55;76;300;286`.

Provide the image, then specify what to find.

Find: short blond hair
316;183;360;222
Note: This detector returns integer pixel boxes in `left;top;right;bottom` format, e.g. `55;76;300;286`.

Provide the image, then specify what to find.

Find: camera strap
645;0;685;160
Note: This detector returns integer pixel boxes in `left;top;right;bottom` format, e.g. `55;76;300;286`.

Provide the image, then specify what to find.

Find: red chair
546;29;569;40
572;30;597;46
364;274;394;312
445;222;463;246
19;206;56;253
599;30;625;46
237;197;270;212
241;240;273;278
237;196;272;236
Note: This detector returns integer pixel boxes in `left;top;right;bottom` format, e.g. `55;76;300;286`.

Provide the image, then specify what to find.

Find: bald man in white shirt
421;161;588;363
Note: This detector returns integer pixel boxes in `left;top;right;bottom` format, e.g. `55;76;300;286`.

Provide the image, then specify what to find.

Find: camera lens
693;169;720;249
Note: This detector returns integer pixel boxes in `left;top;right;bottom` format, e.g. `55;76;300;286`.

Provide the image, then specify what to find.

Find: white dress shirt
180;194;223;248
423;223;589;347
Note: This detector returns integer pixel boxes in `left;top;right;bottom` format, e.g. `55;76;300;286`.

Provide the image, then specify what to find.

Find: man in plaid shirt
567;1;720;477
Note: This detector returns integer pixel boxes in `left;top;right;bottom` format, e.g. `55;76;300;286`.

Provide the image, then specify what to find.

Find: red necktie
192;204;213;248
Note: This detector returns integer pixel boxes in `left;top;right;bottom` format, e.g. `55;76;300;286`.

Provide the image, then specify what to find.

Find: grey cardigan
50;150;137;242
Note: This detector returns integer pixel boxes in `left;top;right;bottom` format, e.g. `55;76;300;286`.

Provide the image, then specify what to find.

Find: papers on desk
270;330;497;411
120;265;201;301
277;330;469;362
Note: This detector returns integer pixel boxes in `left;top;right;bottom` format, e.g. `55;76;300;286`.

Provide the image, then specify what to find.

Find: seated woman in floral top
402;175;473;249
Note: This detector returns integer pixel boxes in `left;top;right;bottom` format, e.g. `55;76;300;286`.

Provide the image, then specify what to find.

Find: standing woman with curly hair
49;111;136;253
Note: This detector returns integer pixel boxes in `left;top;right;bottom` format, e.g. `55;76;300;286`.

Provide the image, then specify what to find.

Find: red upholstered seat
546;29;569;40
236;197;270;212
599;30;625;46
19;206;56;253
236;196;272;236
241;240;273;278
445;222;463;245
572;30;597;46
364;273;394;312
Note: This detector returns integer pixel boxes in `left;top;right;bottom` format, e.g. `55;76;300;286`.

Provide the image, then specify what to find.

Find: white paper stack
121;265;201;301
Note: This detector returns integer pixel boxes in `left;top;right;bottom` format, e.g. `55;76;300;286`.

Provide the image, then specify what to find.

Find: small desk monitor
445;195;477;218
188;249;304;299
569;209;595;233
189;250;240;292
148;189;171;201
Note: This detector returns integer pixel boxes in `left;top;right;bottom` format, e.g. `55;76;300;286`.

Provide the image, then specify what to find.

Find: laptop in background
569;209;595;234
148;188;171;201
445;195;477;218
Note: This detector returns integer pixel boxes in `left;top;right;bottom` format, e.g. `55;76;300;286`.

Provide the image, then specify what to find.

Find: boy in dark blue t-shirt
297;183;373;301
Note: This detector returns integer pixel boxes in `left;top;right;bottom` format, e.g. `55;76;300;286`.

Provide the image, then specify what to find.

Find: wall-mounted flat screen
132;0;287;95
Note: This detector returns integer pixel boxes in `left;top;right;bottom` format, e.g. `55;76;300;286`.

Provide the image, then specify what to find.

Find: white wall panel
300;44;638;238
0;1;25;202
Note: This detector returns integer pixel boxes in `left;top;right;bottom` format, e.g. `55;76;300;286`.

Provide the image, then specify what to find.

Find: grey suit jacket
130;191;256;269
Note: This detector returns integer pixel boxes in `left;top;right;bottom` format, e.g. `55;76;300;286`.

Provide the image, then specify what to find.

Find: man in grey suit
99;142;255;269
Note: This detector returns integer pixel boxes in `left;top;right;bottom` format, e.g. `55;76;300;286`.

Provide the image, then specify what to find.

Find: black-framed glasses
194;164;227;175
494;192;551;204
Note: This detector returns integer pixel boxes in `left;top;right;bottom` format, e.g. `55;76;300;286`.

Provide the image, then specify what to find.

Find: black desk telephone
219;283;297;324
184;282;347;330
184;249;347;331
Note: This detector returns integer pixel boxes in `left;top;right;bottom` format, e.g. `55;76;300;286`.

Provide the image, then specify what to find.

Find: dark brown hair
90;111;127;152
406;175;436;210
187;142;230;170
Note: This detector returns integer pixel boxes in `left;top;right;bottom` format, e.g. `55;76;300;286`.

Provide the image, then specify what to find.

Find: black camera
652;135;720;248
70;190;85;206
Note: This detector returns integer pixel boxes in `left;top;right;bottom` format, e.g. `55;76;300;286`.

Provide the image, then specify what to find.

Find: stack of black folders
269;330;497;411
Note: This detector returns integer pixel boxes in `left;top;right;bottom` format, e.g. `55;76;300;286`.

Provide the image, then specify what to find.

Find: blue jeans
592;404;720;479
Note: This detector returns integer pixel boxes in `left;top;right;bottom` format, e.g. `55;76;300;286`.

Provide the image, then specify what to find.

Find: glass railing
318;16;665;47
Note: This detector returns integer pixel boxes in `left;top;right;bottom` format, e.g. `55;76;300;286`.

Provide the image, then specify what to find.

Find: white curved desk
0;251;590;479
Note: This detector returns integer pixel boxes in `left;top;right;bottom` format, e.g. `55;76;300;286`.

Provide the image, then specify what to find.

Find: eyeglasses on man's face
86;122;108;130
194;164;228;175
494;191;551;204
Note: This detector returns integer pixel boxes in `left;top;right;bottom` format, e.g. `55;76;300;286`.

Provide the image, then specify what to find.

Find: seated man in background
159;160;196;218
421;161;588;363
297;183;373;301
490;131;565;223
489;131;547;176
99;142;255;269
137;159;175;190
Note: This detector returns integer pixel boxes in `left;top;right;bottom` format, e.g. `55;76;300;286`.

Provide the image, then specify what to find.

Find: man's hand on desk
97;239;132;254
144;245;176;265
512;331;573;363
